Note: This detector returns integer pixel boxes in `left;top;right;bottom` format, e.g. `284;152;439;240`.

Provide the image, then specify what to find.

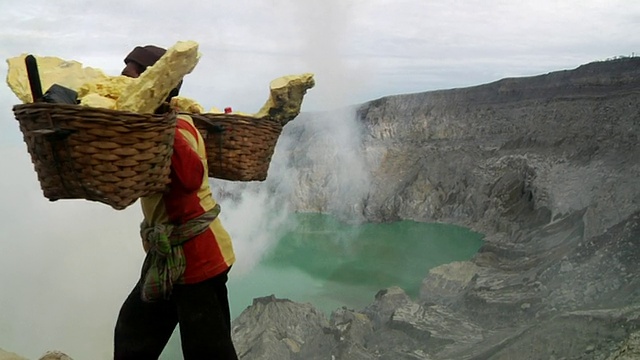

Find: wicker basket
13;103;176;210
190;113;283;181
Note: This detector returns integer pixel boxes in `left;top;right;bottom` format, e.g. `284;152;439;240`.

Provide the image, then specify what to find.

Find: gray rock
38;352;73;360
0;350;74;360
419;261;480;305
606;330;640;360
0;349;28;360
231;295;336;360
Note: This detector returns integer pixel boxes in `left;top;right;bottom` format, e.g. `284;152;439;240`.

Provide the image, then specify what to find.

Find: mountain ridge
227;56;640;360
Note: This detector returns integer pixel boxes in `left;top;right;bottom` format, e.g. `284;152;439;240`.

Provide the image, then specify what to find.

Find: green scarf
139;204;221;302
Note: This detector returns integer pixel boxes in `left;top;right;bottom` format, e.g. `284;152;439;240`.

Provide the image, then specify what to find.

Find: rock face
0;349;72;360
0;348;28;360
230;58;640;359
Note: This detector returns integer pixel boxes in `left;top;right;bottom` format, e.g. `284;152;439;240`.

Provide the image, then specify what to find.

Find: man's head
121;44;182;113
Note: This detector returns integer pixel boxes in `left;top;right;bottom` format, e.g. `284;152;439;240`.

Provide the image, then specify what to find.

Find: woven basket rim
13;102;169;118
186;112;279;123
187;113;283;131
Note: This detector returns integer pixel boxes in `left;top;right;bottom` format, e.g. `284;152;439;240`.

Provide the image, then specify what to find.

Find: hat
124;45;167;69
123;44;183;113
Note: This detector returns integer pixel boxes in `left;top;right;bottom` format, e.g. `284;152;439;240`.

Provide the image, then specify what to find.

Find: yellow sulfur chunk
5;41;315;125
6;55;107;103
77;75;135;101
170;96;204;114
6;41;201;115
116;40;201;114
255;73;315;125
79;93;116;109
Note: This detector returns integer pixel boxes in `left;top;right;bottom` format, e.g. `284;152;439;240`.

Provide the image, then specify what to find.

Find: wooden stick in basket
25;55;43;103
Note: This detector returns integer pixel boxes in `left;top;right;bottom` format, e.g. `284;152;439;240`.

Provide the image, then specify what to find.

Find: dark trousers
114;269;238;360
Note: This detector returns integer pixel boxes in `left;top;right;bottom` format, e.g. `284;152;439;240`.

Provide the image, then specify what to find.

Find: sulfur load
255;73;315;125
6;40;201;114
116;40;200;113
6;56;107;104
6;41;314;124
77;75;136;109
170;96;205;114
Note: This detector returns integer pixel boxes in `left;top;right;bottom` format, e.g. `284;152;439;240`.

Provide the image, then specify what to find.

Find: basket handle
186;113;225;176
188;113;226;133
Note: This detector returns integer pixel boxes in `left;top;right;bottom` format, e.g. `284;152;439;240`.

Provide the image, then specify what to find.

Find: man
114;45;238;360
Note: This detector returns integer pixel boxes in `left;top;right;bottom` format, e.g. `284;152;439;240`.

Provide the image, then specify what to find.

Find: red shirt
140;115;235;284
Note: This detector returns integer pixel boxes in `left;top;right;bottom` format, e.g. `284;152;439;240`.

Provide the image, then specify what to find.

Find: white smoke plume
216;0;375;276
0;1;375;359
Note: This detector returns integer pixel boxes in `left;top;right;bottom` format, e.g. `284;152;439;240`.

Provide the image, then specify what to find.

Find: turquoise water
228;213;484;316
162;213;483;358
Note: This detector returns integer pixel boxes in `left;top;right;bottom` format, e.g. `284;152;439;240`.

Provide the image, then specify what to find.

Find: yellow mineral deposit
79;93;117;109
255;73;315;125
6;40;314;123
76;75;136;109
77;75;136;100
170;96;205;114
170;72;317;121
6;40;201;114
6;55;107;103
116;40;201;114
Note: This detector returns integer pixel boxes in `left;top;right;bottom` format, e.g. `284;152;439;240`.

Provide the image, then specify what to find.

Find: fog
0;147;145;359
0;1;374;359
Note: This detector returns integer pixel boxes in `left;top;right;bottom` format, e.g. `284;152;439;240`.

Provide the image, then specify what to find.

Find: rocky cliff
230;58;640;359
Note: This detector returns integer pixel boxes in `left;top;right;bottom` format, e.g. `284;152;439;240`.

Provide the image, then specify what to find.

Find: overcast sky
0;1;639;358
2;0;639;128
